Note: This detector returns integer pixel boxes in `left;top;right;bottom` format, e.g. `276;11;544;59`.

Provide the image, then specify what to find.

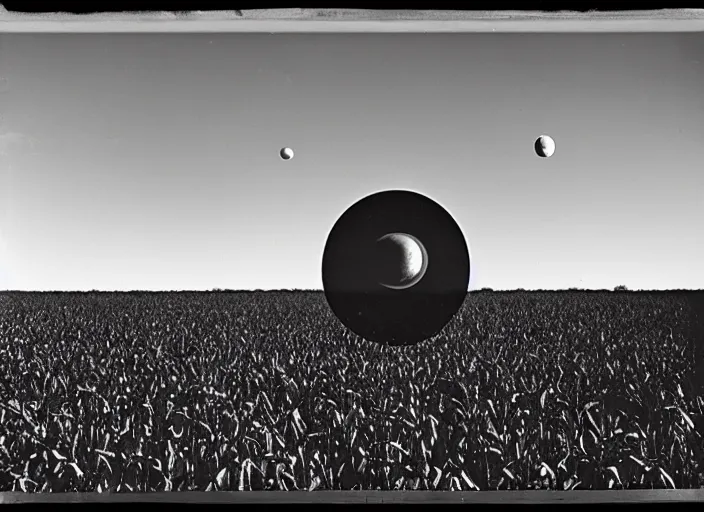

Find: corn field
1;291;703;492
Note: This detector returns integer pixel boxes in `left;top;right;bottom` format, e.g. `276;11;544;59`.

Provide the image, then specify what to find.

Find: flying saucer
322;190;470;346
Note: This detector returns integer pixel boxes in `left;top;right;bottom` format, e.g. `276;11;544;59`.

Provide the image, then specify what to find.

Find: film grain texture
0;27;704;495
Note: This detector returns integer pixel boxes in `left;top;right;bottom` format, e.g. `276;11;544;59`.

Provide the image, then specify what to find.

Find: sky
0;32;703;291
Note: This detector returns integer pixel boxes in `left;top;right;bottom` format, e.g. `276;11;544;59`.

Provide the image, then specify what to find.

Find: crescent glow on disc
377;232;429;290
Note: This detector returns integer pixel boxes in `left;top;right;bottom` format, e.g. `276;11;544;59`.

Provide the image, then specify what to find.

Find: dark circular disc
322;190;470;347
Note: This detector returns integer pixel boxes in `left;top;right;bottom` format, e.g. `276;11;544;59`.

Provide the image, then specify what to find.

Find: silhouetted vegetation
0;291;702;491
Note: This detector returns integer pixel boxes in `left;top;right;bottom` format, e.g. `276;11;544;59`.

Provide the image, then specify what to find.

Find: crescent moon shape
376;232;429;290
535;135;555;158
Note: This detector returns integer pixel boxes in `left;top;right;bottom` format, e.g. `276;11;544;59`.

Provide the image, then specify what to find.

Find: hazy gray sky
0;32;703;291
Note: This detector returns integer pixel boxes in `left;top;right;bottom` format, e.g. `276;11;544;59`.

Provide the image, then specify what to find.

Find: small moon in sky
535;135;555;158
376;233;429;290
280;147;294;160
